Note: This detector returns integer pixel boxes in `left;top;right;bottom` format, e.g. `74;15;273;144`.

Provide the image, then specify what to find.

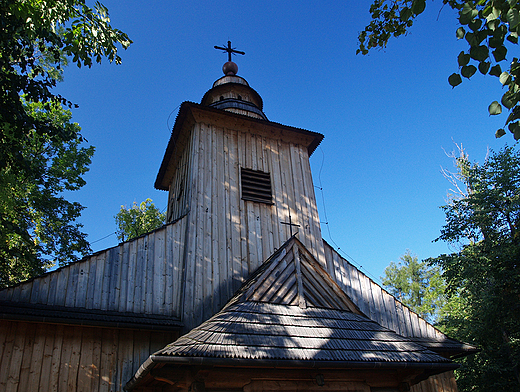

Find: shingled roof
158;300;455;365
126;237;458;390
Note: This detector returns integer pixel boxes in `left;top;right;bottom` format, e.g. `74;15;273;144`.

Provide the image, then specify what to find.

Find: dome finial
214;41;245;76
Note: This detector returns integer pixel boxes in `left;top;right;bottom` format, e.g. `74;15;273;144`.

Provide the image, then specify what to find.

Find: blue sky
54;1;512;283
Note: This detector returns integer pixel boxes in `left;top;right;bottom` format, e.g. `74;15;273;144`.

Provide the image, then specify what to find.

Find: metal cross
281;211;300;237
214;41;245;62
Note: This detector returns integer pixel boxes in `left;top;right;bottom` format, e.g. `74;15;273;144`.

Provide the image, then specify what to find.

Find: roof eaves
124;354;459;392
0;301;183;331
154;102;324;191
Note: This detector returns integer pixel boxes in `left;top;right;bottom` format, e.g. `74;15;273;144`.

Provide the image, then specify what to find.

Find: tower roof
201;74;267;120
202;41;267;119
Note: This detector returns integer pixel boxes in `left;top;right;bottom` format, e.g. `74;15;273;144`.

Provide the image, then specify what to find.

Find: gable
0;217;188;328
235;236;360;313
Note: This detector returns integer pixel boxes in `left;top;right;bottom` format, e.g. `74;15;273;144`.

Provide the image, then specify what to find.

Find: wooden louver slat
241;168;272;204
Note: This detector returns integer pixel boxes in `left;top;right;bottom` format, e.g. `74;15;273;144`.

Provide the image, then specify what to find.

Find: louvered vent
241;168;272;204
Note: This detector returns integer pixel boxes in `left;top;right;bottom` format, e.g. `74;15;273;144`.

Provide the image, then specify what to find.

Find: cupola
201;42;267;120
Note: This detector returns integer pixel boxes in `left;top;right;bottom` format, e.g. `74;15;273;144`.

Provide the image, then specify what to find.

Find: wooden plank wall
0;320;177;392
0;217;187;318
411;371;458;392
323;241;458;392
167;129;192;223
179;122;326;330
323;240;445;339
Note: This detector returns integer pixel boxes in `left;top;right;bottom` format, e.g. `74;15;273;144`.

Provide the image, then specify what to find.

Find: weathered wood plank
75;259;89;308
50;324;64;392
183;123;202;329
125;240;137;313
11;322;30;392
66;326;82;391
134;236;146;314
92;252;105;310
265;137;281;252
228;129;242;293
153;228;166;314
216;125;228;309
99;329;116;392
0;321;16;391
78;327;94;390
90;326;102;391
144;232;155;315
118;242;129;313
26;323;46;389
39;323;55;390
110;246;123;312
117;329;134;391
65;262;80;308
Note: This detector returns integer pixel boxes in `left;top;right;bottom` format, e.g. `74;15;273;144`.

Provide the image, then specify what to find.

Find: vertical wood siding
411;371;459;392
167;131;192;223
0;217;188;318
177;122;326;330
0;320;177;392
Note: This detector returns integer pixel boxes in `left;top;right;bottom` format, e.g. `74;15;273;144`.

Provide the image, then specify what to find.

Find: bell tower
155;44;325;328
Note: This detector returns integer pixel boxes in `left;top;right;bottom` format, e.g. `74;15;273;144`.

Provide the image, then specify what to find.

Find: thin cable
314;146;383;286
90;232;116;245
166;103;182;131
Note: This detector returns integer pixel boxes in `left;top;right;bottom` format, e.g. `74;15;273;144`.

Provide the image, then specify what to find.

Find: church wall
179;121;325;330
0;320;177;392
410;371;458;392
167;130;192;223
0;217;188;318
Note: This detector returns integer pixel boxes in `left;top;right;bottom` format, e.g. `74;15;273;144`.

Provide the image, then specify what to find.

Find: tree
428;145;520;391
0;0;131;286
358;0;520;140
0;101;94;287
115;199;166;242
381;251;447;324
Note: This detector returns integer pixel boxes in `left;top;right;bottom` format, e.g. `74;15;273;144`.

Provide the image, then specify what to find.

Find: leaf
500;71;512;85
469;45;489;62
411;0;426;15
458;51;471;66
488;101;502;115
507;33;519;44
479;61;491;74
448;73;463;87
465;32;478;46
489;35;504;48
495;128;506;138
469;18;482;32
457;26;466;39
400;7;413;22
501;91;516;109
487;19;499;31
490;64;502;76
508;121;520;140
461;65;477;78
493;46;508;62
507;8;520;29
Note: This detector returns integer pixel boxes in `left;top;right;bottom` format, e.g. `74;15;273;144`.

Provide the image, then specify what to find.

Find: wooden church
0;45;476;391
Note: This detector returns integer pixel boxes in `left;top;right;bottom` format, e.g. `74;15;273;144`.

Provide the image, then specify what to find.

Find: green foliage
381;251;447;324
429;146;520;390
358;0;520;140
0;0;131;286
1;0;131;177
0;101;94;287
115;199;166;242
